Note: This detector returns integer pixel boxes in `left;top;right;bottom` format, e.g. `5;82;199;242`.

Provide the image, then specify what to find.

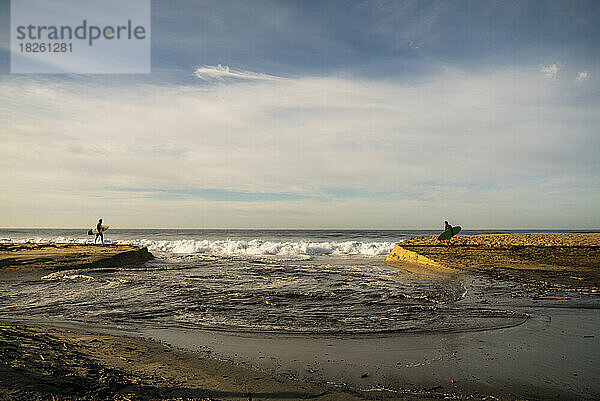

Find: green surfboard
438;226;461;241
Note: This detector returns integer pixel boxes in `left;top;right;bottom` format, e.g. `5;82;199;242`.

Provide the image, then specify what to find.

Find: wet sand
0;322;362;401
143;301;600;401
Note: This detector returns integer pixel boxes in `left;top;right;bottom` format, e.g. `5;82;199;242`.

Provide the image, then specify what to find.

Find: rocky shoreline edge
386;232;600;292
0;243;154;272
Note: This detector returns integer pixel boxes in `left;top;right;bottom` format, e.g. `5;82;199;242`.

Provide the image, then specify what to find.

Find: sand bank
0;243;153;272
386;233;600;291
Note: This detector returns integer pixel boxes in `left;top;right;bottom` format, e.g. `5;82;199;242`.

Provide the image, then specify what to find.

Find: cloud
540;63;559;79
115;188;307;202
194;64;285;82
1;66;599;228
575;71;589;83
408;40;420;49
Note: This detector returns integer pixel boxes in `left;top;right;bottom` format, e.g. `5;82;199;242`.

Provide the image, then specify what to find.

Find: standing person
438;220;461;247
444;220;453;248
95;218;104;244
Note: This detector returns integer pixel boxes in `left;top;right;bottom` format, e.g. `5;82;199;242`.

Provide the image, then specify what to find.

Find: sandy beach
1;233;599;400
0;322;366;401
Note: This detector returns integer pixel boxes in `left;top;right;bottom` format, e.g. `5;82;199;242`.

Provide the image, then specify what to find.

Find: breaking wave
1;237;395;259
136;239;394;257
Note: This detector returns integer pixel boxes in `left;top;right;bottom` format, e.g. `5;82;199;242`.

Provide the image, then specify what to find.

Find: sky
1;0;599;229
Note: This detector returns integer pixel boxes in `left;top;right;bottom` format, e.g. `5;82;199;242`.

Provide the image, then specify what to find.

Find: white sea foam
4;237;395;258
130;239;394;257
42;271;94;281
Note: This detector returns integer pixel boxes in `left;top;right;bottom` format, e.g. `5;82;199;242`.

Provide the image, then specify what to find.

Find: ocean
0;228;552;335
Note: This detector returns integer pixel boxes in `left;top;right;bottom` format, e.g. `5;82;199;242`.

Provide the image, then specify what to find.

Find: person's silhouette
444;220;453;248
95;218;104;244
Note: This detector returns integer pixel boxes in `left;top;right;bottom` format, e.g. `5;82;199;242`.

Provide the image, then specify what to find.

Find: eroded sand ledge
386;233;600;290
0;243;153;271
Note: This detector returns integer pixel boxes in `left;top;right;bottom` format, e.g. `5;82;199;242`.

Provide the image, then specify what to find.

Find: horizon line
1;227;598;231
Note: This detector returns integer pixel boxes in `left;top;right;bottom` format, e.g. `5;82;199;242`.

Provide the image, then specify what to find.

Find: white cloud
194;64;285;82
575;71;589;83
540;63;559;79
540;64;560;79
1;67;599;228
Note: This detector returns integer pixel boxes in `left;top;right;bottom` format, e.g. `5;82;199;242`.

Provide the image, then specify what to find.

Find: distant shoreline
2;227;599;231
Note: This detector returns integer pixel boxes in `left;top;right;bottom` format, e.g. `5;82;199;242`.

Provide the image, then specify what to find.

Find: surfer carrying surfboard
87;219;109;242
439;220;461;247
95;218;104;244
443;221;453;247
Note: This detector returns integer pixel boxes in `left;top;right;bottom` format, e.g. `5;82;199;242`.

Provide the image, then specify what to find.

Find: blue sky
1;0;599;228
